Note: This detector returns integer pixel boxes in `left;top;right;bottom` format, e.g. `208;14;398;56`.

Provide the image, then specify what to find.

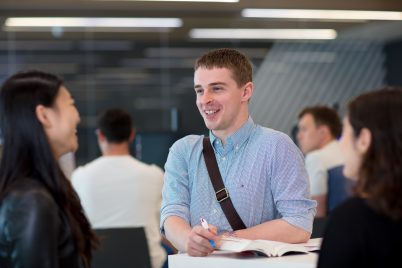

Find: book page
253;239;308;256
297;237;322;251
219;237;309;257
219;237;254;252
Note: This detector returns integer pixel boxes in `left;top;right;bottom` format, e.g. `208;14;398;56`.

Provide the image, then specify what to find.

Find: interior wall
250;40;386;138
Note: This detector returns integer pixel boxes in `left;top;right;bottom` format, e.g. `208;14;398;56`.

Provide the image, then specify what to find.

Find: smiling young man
161;48;316;257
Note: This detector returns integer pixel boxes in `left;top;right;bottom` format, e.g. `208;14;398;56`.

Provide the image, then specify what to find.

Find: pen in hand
200;218;216;249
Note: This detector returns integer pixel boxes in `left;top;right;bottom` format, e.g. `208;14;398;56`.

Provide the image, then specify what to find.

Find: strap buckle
215;188;229;203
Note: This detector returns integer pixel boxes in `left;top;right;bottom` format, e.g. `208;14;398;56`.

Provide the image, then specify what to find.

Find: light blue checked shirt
161;117;316;234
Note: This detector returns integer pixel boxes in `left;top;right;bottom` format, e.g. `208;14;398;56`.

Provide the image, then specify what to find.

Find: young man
297;106;344;217
71;108;166;268
161;48;316;257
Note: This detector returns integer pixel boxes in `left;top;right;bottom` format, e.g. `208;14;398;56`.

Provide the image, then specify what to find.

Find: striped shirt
161;117;316;234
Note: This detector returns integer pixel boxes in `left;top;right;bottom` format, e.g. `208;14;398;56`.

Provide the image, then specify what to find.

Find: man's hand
185;224;218;256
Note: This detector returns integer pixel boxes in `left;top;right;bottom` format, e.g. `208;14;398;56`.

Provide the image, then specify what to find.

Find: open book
218;237;322;257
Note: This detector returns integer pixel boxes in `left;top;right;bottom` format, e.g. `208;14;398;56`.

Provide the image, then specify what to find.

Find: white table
169;251;318;268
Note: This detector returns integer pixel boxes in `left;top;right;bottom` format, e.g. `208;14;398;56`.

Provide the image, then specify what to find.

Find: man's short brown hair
299;106;342;138
194;48;253;86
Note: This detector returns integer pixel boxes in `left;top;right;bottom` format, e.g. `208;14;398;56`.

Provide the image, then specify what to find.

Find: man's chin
204;121;218;131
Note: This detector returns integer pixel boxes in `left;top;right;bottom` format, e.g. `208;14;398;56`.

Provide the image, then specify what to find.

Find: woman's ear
357;128;372;154
35;105;52;128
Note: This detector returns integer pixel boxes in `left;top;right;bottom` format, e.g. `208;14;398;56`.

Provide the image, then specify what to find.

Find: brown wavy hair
348;87;402;221
194;48;253;87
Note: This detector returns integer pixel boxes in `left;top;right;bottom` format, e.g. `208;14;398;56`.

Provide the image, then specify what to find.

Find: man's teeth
205;110;217;115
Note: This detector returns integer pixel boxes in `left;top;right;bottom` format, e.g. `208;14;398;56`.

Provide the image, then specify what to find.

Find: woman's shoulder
3;178;57;212
331;197;368;219
327;196;388;232
0;178;61;250
334;196;379;216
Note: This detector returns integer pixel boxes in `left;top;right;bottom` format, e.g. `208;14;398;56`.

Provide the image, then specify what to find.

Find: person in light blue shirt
161;48;316;257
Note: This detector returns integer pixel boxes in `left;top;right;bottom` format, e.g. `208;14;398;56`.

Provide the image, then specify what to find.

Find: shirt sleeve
160;139;192;233
5;189;59;268
269;133;317;233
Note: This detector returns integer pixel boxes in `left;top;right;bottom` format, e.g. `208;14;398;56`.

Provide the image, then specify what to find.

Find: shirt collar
209;117;255;150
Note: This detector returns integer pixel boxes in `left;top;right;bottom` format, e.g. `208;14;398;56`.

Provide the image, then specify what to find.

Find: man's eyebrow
210;82;227;86
194;82;227;88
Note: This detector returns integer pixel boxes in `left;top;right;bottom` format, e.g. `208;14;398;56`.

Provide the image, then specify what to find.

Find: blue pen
200;218;216;249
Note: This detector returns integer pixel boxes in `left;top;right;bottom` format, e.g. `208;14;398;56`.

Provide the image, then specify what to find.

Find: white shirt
305;140;344;196
71;155;166;268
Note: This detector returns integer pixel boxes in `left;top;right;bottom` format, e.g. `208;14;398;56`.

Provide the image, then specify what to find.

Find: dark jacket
0;177;82;268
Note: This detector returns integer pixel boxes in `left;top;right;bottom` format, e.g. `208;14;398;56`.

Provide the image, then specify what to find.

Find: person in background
0;70;98;268
161;48;316;257
317;88;402;268
71;108;166;268
297;106;343;217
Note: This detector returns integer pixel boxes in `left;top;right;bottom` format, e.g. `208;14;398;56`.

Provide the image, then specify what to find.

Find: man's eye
213;87;222;91
195;89;203;94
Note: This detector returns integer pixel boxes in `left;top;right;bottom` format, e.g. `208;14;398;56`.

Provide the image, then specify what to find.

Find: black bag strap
202;137;246;231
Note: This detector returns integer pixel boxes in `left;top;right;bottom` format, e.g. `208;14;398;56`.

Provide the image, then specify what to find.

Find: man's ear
318;125;331;139
129;129;136;142
242;82;254;102
357;128;372;154
96;129;106;142
35;105;52;128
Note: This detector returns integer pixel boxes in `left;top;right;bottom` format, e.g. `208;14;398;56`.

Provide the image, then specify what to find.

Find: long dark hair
348;87;402;221
0;70;99;267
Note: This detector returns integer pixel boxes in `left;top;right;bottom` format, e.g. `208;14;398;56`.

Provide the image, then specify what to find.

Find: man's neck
319;137;336;149
102;142;130;156
212;115;249;145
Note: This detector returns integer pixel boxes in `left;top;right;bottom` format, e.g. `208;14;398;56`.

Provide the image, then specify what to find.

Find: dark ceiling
1;0;402;42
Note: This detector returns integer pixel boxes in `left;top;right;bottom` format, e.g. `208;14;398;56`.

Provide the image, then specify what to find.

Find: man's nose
200;90;212;104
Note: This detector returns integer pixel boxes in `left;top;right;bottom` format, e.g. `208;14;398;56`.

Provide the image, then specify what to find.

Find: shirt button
222;157;226;161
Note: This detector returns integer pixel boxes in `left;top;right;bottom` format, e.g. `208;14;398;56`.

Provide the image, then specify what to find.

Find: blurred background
1;0;401;168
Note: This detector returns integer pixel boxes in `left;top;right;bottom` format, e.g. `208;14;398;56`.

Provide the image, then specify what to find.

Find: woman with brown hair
317;88;402;268
0;70;98;268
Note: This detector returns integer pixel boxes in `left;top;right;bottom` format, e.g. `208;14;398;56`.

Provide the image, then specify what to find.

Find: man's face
297;113;322;154
194;67;252;138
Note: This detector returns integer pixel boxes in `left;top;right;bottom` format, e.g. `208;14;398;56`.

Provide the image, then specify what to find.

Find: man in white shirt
297;106;343;217
72;108;166;268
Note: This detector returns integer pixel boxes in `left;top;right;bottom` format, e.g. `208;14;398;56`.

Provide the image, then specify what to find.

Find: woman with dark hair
0;70;98;268
317;88;402;268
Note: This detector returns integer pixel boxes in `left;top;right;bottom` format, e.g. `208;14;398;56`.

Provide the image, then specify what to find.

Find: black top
317;197;402;268
0;178;82;268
